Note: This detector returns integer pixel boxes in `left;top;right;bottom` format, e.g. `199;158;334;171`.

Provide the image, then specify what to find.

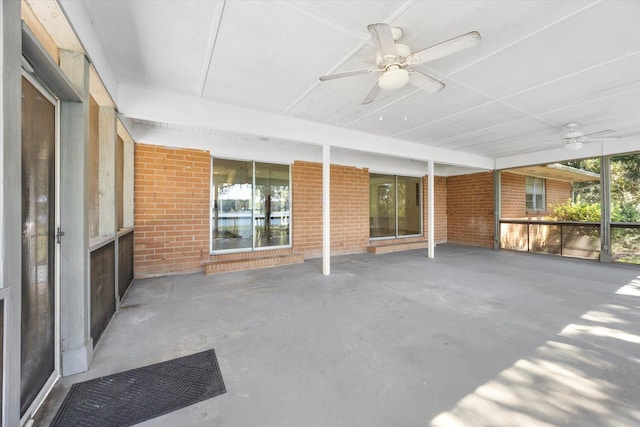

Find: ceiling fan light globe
378;68;410;91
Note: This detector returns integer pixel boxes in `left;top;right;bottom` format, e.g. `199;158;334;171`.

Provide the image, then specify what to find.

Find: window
370;174;422;238
211;158;290;252
525;176;545;211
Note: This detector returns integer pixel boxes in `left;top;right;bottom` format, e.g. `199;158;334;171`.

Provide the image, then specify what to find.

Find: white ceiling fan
319;23;481;105
561;122;620;150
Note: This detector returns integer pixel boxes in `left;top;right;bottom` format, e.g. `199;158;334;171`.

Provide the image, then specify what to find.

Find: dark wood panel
118;231;134;299
90;242;116;346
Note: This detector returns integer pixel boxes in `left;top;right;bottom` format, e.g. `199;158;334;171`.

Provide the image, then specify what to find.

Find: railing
500;220;640;263
499;219;601;260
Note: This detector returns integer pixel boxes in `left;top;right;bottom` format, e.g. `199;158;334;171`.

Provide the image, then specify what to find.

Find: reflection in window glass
212;159;253;251
254;163;290;248
397;176;421;236
211;159;291;252
370;174;396;238
370;173;421;238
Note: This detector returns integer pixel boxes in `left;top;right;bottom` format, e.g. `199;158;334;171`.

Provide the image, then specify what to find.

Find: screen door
20;75;59;418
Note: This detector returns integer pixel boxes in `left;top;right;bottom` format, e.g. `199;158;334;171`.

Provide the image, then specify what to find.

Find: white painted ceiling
61;0;640;169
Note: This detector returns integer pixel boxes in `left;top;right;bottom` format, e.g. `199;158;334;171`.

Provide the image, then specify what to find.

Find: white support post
428;160;435;259
323;144;331;275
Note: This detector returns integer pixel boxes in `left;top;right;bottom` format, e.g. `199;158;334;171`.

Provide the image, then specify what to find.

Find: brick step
367;240;429;255
204;253;304;275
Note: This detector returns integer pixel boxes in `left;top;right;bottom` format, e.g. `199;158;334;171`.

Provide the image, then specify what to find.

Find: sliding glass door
211;159;290;252
370;173;422;239
211;159;253;251
254;162;290;248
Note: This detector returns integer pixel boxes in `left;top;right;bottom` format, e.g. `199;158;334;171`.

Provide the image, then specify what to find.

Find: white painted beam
119;84;495;171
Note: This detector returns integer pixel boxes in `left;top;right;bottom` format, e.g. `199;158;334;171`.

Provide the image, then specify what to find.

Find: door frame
19;70;61;425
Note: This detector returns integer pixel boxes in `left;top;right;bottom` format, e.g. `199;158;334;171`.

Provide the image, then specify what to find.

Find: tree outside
550;154;640;263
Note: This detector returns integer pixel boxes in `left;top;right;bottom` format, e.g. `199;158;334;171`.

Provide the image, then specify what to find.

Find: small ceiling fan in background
561;122;620;150
319;23;481;104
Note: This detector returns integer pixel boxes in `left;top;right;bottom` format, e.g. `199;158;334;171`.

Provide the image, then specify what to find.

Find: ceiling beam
196;0;225;97
118;83;495;170
496;135;640;169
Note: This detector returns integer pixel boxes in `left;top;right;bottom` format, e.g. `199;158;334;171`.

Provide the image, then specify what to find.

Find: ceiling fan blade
367;23;397;58
319;68;376;81
409;69;445;94
407;31;481;65
584;129;616;137
584;137;620;143
361;82;381;105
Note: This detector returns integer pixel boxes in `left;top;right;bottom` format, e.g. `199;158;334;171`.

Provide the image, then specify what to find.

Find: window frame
525;176;546;211
210;157;292;254
369;173;423;240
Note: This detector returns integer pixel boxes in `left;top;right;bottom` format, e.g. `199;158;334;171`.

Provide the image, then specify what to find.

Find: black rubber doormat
51;349;225;427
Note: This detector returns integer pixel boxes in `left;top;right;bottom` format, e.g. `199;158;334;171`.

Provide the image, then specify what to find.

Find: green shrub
550;199;640;223
612;203;640;223
549;198;600;222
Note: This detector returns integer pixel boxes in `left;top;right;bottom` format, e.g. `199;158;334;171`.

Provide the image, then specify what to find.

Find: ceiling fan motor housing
562;130;584;140
376;43;411;67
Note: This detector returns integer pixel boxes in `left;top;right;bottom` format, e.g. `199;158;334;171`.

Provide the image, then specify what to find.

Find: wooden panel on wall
90;242;116;346
88;95;100;239
117;135;124;230
118;231;134;299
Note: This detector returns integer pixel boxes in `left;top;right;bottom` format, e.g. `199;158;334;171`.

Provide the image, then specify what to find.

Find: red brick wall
291;161;323;257
291;161;370;258
447;172;495;248
501;172;572;219
423;176;447;243
546;179;572;214
134;144;211;277
330;164;370;255
501;172;525;218
134;151;453;276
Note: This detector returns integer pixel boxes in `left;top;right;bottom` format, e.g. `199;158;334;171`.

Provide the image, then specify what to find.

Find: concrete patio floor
35;244;640;426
